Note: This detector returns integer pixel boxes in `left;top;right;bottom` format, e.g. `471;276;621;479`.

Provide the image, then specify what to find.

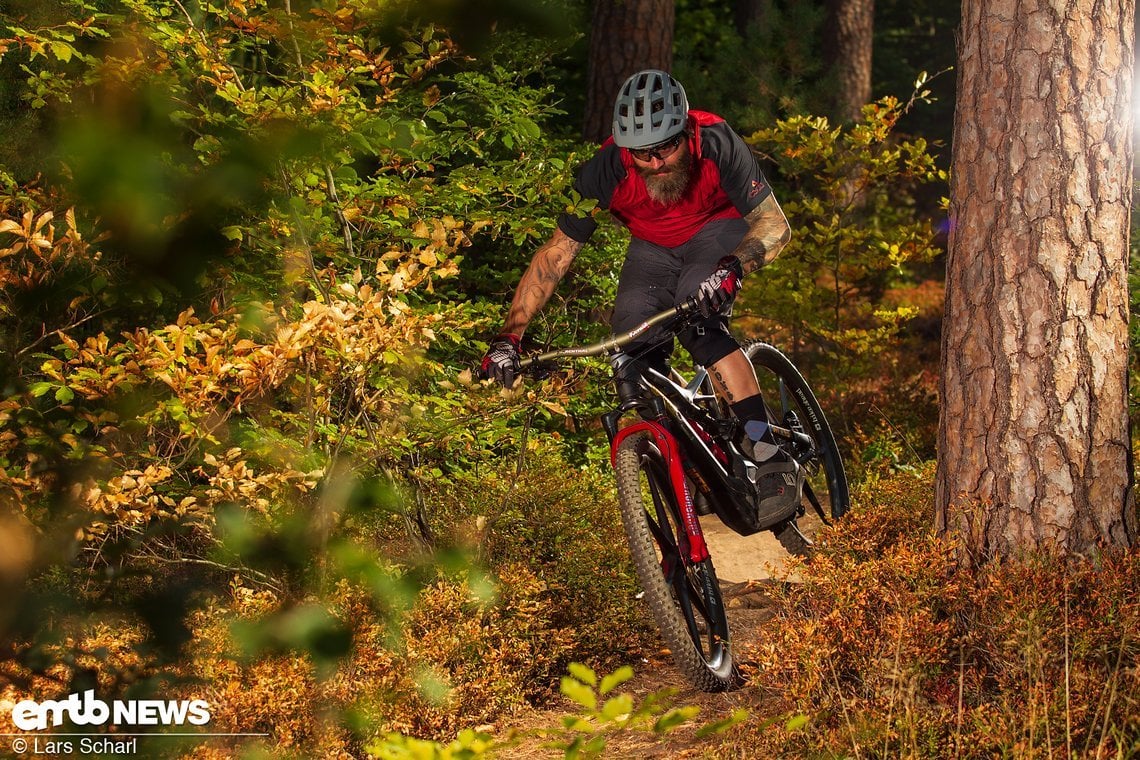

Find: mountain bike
519;299;849;691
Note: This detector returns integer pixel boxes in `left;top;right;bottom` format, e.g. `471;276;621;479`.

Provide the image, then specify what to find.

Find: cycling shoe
751;453;803;522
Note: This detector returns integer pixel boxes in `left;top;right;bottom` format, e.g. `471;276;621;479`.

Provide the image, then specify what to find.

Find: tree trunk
582;0;675;144
937;0;1136;563
823;0;874;122
734;0;768;37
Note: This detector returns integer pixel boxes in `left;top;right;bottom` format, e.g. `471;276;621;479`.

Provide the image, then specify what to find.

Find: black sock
731;395;771;440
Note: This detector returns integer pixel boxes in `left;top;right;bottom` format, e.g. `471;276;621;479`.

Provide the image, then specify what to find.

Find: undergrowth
734;463;1140;759
0;450;656;757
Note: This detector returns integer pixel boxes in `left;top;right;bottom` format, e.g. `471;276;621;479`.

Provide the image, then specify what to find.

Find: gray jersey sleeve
700;120;772;216
556;142;626;243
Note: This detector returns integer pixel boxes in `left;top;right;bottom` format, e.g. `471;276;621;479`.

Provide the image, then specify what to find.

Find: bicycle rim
743;341;851;521
613;431;737;692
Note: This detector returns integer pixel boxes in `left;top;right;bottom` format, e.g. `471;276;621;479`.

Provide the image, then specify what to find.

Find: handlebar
518;299;700;369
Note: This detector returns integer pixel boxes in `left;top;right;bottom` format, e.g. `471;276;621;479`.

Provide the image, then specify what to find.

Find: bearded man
479;69;800;513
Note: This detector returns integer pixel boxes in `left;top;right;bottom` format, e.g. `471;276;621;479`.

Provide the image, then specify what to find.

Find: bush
179;536;648;754
733;464;1140;758
431;450;653;665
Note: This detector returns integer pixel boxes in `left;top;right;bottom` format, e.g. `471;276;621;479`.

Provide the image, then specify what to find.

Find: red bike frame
610;420;710;564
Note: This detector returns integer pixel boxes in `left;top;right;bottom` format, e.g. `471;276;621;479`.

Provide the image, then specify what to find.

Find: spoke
656;505;709;652
642;459;680;554
672;574;705;650
684;568;712;621
644;507;676;554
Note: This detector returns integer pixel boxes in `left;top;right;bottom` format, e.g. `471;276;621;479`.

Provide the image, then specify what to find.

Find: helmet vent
611;69;689;150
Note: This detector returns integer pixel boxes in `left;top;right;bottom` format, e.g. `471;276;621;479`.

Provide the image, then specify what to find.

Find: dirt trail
699;516;801;584
496;514;826;758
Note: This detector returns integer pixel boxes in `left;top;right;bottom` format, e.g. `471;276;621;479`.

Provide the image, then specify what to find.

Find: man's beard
639;151;693;204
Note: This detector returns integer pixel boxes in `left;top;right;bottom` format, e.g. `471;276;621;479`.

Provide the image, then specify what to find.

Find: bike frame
609;419;709;564
520;303;819;561
611;358;815;537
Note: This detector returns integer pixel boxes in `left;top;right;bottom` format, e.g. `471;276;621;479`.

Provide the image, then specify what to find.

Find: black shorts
611;217;748;371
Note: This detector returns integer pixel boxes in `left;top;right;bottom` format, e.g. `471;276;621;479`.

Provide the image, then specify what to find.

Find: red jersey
557;110;771;247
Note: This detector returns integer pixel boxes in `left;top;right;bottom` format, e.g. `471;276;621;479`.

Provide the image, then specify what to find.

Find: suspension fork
610;419;710;565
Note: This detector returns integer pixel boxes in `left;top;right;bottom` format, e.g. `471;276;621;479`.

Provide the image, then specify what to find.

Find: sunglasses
630;133;686;162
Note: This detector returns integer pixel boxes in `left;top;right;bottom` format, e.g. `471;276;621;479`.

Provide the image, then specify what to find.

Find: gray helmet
612;69;689;149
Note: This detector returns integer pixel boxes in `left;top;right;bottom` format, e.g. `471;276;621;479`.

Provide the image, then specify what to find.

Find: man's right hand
692;255;744;318
479;334;523;388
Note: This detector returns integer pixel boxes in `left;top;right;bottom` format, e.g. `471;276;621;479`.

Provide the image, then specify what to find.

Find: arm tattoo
733;195;792;276
503;229;584;336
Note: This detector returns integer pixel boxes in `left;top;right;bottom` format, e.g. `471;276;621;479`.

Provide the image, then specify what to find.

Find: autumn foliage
1;0;1136;758
734;466;1140;757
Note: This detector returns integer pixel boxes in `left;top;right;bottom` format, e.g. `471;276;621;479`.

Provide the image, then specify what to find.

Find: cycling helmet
612;69;689;149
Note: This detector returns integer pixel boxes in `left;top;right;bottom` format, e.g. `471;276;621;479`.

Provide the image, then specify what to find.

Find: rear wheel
743;341;850;547
613;430;737;691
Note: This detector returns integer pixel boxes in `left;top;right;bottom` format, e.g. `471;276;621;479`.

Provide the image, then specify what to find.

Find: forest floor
493;512;830;758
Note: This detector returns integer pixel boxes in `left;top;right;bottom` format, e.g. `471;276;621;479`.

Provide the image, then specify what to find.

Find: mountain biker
480;69;800;516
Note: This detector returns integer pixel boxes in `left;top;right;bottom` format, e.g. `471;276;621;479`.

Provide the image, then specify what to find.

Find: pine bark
734;0;768;37
823;0;874;122
937;0;1136;561
582;0;675;143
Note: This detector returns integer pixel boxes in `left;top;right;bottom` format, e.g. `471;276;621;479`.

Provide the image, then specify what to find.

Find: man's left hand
693;256;744;317
479;334;523;388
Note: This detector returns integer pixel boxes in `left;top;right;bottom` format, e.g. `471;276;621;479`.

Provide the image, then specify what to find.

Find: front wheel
743;341;851;548
613;430;737;692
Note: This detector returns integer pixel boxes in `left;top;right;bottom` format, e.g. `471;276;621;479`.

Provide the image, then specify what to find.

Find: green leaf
561;716;593;731
785;713;810;732
563;736;584;759
55;386;75;403
29;382;54;398
599;666;633;695
695;708;749;738
50;41;74;62
567;662;597;687
599;694;633;722
517;117;541;140
654;706;699;733
560;676;596;710
583;735;607;756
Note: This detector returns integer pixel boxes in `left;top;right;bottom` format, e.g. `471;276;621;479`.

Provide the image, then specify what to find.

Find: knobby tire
613;432;738;692
742;340;850;554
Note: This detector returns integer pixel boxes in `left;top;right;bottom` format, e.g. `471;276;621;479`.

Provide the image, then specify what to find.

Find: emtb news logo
11;690;211;730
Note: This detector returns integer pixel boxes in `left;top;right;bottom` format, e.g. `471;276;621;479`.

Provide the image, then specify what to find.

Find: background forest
0;0;1136;758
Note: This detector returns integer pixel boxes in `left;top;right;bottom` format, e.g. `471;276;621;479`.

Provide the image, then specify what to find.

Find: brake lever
525;359;560;380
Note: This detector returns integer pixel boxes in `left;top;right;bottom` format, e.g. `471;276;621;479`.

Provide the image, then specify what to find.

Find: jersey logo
748;179;767;199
